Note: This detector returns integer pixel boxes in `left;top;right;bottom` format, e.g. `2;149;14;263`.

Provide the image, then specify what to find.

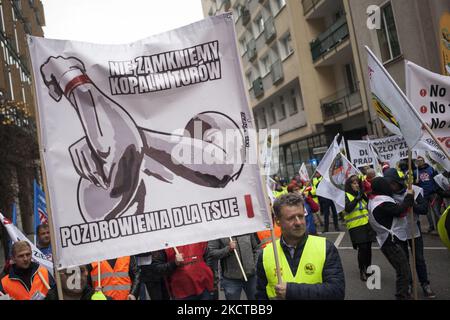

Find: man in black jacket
368;177;414;300
384;168;436;298
256;193;345;300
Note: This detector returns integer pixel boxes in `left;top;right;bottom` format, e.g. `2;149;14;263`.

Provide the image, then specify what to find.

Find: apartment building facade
202;0;448;180
0;0;45;237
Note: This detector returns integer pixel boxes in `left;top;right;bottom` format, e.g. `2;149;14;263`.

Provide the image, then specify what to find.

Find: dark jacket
0;262;56;296
255;234;345;300
416;163;438;198
370;177;414;246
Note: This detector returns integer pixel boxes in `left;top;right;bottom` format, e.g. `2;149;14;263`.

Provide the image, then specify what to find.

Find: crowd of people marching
0;156;449;300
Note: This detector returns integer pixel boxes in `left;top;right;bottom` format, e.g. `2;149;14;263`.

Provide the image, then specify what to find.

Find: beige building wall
0;0;45;118
203;0;448;179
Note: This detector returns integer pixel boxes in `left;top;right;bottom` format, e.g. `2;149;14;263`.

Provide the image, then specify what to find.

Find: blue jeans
221;275;257;300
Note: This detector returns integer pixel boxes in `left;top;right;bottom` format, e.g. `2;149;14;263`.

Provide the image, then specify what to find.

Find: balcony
270;60;283;85
246;38;257;62
310;16;349;62
252;77;264;98
320;87;362;122
264;17;276;43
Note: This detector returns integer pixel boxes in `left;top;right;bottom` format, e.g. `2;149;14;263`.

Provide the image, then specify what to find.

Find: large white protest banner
28;14;270;269
406;60;450;153
0;212;53;275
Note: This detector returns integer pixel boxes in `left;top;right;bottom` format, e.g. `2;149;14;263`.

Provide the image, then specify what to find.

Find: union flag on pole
366;46;423;149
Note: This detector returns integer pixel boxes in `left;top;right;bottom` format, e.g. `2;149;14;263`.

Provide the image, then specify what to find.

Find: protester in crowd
368;177;413;300
415;156;440;233
208;234;259;300
152;242;214;300
36;224;52;260
362;168;377;196
344;175;376;281
256;193;345;300
312;173;340;232
384;168;436;298
135;251;169;300
438;205;450;250
320;195;340;232
46;265;111;300
0;241;55;300
256;206;282;251
288;183;316;235
206;248;220;300
87;256;140;300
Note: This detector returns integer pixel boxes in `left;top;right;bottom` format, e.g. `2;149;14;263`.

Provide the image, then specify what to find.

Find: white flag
366;46;423;148
415;137;450;171
316;136;360;212
298;163;310;182
0;212;53;275
406;60;450;155
366;138;384;177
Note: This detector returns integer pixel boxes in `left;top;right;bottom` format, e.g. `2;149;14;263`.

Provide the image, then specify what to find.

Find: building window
246;71;253;89
377;2;401;62
273;0;286;14
239;37;247;56
260;55;271;77
254;15;264;37
279;96;286;118
253;110;259;130
259;109;267;129
280;33;294;59
278;96;286;120
289;89;299;115
268;102;276;125
0;6;5;32
344;64;357;93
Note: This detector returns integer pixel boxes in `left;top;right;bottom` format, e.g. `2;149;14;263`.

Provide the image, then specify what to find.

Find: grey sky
41;0;205;44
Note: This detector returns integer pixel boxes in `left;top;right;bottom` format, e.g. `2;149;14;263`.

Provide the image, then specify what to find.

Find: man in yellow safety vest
255;193;345;300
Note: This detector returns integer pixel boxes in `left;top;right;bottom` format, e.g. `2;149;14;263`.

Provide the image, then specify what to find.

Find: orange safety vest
91;256;132;300
1;266;49;300
257;224;282;249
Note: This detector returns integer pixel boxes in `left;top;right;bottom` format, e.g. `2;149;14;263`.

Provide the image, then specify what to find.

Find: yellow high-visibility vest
344;193;369;230
438;206;450;250
263;236;326;299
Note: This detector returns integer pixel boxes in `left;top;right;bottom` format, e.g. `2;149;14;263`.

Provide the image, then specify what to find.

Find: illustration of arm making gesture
40;56;245;222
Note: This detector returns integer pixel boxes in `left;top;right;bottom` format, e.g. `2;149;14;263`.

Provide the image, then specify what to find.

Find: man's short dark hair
37;223;50;235
272;193;304;219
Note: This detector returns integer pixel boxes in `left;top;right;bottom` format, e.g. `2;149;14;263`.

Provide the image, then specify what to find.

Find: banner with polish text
28;14;270;269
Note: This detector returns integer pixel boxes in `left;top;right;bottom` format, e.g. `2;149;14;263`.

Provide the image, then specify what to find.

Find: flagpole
229;237;248;282
366;46;450;161
257;134;282;285
407;150;419;300
27;36;64;301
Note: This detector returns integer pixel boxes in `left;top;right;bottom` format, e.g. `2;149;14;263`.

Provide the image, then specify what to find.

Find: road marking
338;246;447;250
334;232;346;248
